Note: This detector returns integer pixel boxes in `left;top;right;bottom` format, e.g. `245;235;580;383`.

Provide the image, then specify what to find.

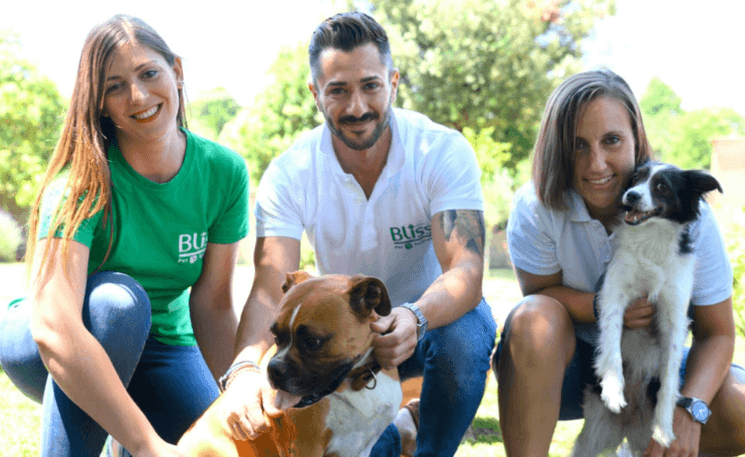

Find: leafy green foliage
367;0;615;173
665;108;745;169
0;32;66;217
219;43;319;184
187;87;240;141
462;127;516;228
726;220;745;337
640;78;745;169
640;77;682;117
0;209;21;262
299;233;316;270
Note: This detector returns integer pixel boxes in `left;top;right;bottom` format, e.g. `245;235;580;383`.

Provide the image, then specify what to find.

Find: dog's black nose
267;358;289;386
624;191;640;205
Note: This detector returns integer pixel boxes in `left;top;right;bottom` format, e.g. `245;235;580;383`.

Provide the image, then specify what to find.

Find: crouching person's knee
83;271;151;376
499;295;575;371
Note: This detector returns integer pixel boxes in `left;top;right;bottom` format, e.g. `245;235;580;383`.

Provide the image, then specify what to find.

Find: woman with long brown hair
0;15;249;456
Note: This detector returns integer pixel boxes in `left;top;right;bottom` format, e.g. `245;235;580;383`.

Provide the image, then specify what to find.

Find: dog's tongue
273;390;303;411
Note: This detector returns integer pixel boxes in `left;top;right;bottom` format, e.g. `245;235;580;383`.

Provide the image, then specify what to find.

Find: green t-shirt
37;129;249;345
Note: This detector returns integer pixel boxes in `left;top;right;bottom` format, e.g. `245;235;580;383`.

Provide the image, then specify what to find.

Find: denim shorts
493;305;745;421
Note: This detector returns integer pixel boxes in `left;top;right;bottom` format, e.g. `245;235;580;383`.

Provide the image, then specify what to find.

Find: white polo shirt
255;108;484;306
507;182;733;342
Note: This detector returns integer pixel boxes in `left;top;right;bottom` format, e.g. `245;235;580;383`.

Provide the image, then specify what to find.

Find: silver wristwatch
676;396;711;424
400;302;428;341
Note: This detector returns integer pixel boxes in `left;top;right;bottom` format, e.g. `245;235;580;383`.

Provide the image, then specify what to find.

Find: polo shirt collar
568;190;593;222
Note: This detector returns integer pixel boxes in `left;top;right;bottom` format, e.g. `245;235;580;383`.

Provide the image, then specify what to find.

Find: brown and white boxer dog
178;271;403;457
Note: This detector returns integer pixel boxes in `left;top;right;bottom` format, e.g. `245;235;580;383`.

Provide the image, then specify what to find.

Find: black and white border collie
572;161;722;456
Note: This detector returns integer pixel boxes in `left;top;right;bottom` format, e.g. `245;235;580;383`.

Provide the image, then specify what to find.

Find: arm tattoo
439;209;486;257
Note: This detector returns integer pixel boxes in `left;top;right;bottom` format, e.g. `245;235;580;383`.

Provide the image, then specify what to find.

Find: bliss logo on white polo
390;224;431;250
179;232;208;264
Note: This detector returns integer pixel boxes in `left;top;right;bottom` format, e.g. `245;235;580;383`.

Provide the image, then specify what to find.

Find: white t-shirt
255;108;484;306
507;182;733;342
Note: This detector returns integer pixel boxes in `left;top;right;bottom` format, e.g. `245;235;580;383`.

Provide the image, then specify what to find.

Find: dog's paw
601;391;627;413
600;376;626;413
651;423;675;448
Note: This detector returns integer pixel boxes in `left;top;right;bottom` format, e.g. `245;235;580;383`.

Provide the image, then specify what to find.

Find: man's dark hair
308;12;393;86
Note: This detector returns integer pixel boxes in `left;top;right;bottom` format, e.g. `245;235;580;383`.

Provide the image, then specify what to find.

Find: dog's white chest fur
325;371;402;457
612;221;694;294
573;220;695;456
610;222;695;379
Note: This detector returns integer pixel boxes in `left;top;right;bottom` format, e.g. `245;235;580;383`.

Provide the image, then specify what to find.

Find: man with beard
220;12;496;457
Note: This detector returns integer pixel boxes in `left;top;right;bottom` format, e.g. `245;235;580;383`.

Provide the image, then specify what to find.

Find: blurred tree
666;108;745;169
0;208;22;262
187;87;240;141
462;126;514;229
725;219;745;337
0;32;65;219
640;78;745;169
640;76;682;117
361;0;615;173
219;43;319;184
639;77;681;161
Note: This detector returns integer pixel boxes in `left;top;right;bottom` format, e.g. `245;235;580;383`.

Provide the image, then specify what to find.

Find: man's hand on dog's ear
370;308;419;370
624;295;655;329
222;370;281;441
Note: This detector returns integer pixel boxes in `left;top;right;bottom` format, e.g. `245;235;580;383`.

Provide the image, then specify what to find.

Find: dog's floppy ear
348;275;392;318
684;170;723;197
281;270;314;294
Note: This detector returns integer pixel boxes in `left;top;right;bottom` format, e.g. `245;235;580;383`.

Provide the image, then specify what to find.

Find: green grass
1;263;743;456
0;370;41;456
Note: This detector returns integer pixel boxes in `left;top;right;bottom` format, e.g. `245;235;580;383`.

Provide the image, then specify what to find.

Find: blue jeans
371;298;497;457
0;271;218;457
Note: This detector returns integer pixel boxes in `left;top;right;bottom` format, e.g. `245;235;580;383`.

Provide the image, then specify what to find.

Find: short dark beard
321;103;393;151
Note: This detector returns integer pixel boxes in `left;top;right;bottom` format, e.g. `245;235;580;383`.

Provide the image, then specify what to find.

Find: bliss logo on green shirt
178;232;208;264
390;224;431;250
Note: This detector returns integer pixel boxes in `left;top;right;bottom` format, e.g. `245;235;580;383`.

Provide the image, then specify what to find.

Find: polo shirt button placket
598;222;612;269
342;177;364;204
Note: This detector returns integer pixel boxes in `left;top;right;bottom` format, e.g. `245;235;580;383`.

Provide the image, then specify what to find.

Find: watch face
691;401;709;421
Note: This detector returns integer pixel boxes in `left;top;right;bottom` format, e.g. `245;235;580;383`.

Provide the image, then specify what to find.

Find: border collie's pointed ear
685;170;723;197
348;275;392;318
281;271;314;294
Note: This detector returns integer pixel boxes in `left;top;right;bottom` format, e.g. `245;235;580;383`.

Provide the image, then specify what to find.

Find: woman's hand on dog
223;369;280;441
644;407;702;457
624;295;655;329
371;308;419;370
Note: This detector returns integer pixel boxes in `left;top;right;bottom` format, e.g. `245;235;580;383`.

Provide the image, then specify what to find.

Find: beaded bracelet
218;360;261;393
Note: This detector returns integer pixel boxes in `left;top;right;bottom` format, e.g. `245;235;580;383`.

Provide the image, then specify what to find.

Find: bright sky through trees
2;0;743;115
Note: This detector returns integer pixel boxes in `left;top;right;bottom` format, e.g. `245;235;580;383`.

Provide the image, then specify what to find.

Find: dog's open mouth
623;208;660;225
